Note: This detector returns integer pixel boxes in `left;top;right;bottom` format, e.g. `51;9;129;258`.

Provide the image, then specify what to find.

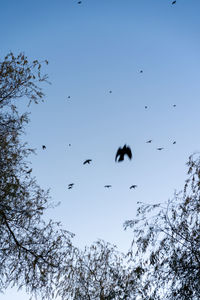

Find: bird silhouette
145;106;148;109
173;141;176;144
26;168;32;174
67;96;71;99
146;140;152;143
157;147;164;151
172;1;176;4
104;185;112;188
42;145;46;150
77;1;82;4
115;144;132;162
83;159;92;165
140;70;143;73
69;144;71;147
130;185;137;189
109;90;112;94
173;104;176;107
68;183;74;189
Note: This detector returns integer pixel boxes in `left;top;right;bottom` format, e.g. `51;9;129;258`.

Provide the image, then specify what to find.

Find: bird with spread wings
115;144;132;162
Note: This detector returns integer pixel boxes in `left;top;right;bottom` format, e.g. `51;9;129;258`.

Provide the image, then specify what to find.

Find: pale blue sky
1;0;200;299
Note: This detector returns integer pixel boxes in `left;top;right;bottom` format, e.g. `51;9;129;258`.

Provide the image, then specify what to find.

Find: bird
130;185;137;189
173;141;176;144
68;183;74;189
104;185;112;188
109;90;112;94
172;1;176;4
157;147;164;151
146;140;152;143
67;96;71;99
173;104;176;107
26;168;32;174
42;145;46;150
69;144;71;147
145;106;148;109
115;144;132;162
83;159;92;165
140;70;143;73
77;1;82;4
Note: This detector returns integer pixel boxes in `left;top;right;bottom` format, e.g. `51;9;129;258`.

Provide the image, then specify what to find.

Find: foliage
56;240;139;300
124;154;200;300
0;52;75;299
0;52;49;108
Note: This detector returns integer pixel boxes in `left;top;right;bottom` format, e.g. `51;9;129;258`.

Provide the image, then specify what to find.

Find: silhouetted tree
57;240;140;300
124;154;200;300
0;52;75;299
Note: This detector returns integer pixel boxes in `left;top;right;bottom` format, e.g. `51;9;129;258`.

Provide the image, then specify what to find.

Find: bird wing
125;146;132;159
115;147;122;161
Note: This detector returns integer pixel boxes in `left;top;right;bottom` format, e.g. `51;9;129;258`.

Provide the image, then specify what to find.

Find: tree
56;240;139;300
0;52;75;299
124;154;200;300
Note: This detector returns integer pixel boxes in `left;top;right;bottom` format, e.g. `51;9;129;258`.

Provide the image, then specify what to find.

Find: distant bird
140;70;143;73
173;141;176;144
157;147;164;151
115;144;132;162
77;1;82;4
67;96;71;99
145;106;148;109
68;183;74;189
172;1;176;4
130;185;137;189
173;104;176;107
42;145;46;150
109;90;112;94
146;140;152;143
104;185;112;188
26;168;32;174
69;144;71;147
83;159;92;165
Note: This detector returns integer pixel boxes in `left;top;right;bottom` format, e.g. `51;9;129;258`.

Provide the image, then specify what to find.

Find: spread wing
115;147;122;161
125;146;132;160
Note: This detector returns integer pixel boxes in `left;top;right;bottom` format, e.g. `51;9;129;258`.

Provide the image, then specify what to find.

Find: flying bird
67;96;71;99
140;70;143;73
42;145;46;150
77;1;82;4
172;1;176;4
145;106;148;109
130;185;137;189
115;144;132;162
69;144;71;147
173;141;176;144
68;183;74;189
83;159;92;165
146;140;152;143
26;168;32;174
157;147;164;151
109;90;112;94
104;185;112;188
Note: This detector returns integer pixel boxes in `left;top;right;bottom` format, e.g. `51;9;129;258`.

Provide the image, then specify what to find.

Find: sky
1;0;200;299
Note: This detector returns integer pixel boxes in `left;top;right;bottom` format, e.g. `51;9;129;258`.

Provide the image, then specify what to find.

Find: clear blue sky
1;0;200;299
